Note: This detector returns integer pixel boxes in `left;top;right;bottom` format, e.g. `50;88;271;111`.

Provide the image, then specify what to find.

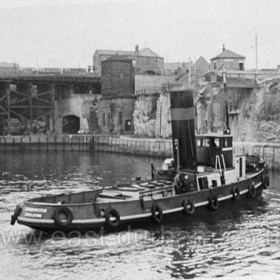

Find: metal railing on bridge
0;72;101;84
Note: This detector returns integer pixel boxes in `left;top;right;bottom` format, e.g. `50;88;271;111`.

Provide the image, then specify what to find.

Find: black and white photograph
0;0;279;279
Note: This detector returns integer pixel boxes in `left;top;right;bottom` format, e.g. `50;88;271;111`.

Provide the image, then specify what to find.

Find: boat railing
139;184;174;199
252;143;280;169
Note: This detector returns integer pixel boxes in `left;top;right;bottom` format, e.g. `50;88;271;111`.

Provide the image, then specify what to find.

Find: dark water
0;151;280;280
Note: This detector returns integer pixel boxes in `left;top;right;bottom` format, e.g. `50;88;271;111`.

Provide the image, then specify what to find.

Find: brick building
93;45;164;76
210;45;245;71
98;55;136;134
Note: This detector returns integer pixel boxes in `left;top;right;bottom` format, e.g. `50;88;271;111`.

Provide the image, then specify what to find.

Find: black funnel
170;90;196;170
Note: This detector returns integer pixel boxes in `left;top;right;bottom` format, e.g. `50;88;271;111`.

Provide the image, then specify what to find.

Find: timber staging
0;134;280;169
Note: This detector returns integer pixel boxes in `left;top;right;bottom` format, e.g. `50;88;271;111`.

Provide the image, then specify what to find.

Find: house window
213;62;217;70
103;113;106;126
239;62;244;70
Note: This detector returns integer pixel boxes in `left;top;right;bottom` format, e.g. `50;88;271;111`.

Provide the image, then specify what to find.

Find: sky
0;0;279;69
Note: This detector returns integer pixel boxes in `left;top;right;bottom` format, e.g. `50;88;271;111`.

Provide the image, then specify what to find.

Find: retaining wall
0;135;92;151
1;134;280;169
92;135;173;158
92;136;280;169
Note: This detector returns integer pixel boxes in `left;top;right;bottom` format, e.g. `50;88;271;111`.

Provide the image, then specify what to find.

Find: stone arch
63;115;80;134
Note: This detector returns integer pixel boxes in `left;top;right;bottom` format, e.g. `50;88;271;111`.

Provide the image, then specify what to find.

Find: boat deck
97;180;175;203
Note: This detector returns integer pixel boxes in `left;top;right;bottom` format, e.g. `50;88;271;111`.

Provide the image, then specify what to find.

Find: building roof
103;54;133;62
211;49;245;61
94;47;162;58
195;56;209;66
95;49;135;56
138;47;161;58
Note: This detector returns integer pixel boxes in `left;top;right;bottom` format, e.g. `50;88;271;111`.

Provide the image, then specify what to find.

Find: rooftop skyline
0;0;279;69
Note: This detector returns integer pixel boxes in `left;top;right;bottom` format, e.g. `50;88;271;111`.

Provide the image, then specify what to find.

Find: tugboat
11;89;269;232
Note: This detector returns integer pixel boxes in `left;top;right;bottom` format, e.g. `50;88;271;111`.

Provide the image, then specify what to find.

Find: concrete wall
55;94;98;134
135;75;175;93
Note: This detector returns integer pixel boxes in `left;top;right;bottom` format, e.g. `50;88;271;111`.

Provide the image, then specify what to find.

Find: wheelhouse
196;134;233;168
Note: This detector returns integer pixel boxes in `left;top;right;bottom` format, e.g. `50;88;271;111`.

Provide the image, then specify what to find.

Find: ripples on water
0;151;280;279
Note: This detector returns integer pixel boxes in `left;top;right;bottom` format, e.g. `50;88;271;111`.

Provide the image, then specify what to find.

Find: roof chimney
222;44;226;52
135;44;139;54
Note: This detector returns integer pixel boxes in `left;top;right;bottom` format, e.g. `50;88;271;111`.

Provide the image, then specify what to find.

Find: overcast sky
0;0;279;69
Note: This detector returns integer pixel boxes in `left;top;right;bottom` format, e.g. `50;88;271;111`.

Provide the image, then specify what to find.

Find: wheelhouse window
197;137;219;148
206;138;219;148
224;137;232;147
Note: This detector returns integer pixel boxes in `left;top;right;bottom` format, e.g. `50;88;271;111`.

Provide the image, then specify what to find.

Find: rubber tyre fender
151;203;163;223
53;206;73;226
247;182;256;199
262;176;269;189
182;199;195;215
208;195;219;211
105;208;121;228
10;205;22;225
232;187;240;201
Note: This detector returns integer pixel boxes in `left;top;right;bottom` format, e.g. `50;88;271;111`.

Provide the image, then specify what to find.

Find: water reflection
0;152;280;279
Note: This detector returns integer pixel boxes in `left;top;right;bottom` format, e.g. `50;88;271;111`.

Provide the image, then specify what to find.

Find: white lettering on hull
25;213;43;218
25;207;47;213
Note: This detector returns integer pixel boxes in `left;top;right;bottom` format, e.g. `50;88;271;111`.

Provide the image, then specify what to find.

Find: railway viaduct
0;73;101;135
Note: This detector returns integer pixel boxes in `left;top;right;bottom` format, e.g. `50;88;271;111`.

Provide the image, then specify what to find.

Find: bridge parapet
0;72;101;85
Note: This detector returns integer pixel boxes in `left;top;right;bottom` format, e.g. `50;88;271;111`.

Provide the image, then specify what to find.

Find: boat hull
16;170;267;233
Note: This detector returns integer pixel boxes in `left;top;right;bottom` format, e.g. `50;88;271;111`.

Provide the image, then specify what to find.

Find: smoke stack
222;44;226;52
170;90;196;170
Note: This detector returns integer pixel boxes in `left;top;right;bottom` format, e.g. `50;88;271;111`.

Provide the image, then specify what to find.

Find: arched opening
63;115;80;134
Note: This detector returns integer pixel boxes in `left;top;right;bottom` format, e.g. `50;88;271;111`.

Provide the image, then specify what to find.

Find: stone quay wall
91;136;280;169
0;135;92;152
1;134;280;169
92;135;173;157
